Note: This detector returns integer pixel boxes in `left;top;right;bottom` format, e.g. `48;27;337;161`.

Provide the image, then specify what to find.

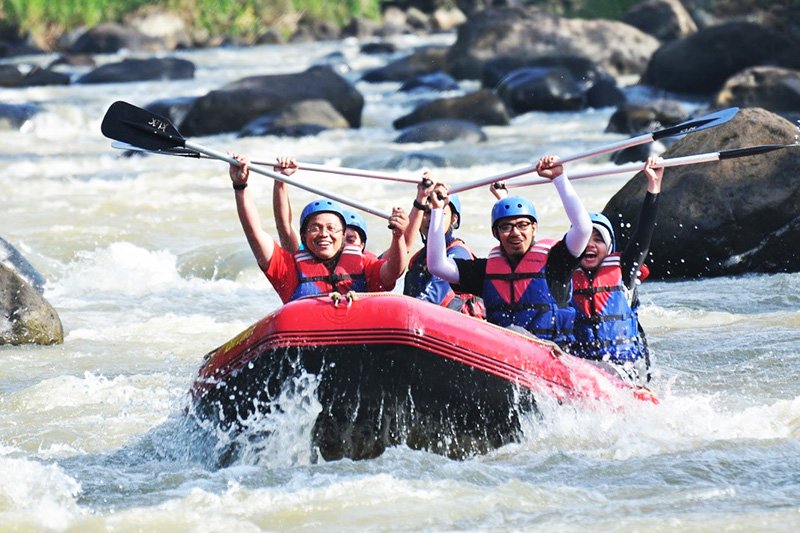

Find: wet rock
239;99;350;137
605;107;800;278
0;264;63;345
77;57;195;84
0;237;46;293
496;66;586;114
622;0;698;41
715;66;800;115
642;22;799;95
362;46;448;82
446;7;659;79
394;119;487;143
0;102;41;130
68;23;165;54
399;71;459;92
393;89;510;129
179;66;363;136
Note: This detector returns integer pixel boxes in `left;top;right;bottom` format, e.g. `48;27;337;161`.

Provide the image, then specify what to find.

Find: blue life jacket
482;239;575;345
569;254;644;362
290;244;367;301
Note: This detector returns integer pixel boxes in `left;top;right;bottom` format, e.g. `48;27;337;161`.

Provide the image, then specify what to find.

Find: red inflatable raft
190;293;655;461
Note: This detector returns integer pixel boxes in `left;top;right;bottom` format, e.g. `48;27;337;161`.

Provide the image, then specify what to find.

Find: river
1;33;799;530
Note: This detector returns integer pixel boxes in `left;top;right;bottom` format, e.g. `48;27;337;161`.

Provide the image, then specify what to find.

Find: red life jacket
483;238;574;344
290;245;367;301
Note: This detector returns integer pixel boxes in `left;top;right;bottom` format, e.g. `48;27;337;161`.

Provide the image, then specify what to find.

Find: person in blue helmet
403;175;484;317
426;155;592;346
270;156;373;255
228;153;409;303
569;156;664;385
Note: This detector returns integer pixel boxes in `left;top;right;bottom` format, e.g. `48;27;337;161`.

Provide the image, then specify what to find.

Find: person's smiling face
494;216;535;258
580;228;610;270
303;213;344;260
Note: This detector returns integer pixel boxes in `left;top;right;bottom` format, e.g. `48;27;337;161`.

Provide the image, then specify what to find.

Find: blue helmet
343;209;368;243
491;195;537;227
448;193;462;229
299;199;347;233
589;212;616;252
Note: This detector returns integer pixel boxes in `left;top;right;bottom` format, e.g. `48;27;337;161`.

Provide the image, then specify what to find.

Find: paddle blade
652;107;739;140
718;143;795;159
101;100;186;151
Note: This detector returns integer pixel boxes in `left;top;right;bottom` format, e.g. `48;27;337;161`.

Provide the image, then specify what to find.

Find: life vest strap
485;271;545;282
573;284;623;296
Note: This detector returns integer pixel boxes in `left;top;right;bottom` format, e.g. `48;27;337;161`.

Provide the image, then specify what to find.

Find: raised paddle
110;141;424;185
448;107;740;194
505;143;798;188
101;101;393;220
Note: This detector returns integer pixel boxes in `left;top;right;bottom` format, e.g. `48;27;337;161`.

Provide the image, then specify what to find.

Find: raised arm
404;172;435;249
425;184;461;284
379;207;410;286
537;155;591;257
271;156;301;253
622;156;664;287
230;154;275;271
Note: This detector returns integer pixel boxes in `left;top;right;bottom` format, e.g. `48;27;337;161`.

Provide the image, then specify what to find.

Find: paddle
448;107;739;194
101;101;393;219
110;141;423;185
505;143;798;188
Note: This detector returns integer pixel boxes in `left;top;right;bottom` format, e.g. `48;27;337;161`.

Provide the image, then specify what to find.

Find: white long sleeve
426;208;461;283
552;173;591;257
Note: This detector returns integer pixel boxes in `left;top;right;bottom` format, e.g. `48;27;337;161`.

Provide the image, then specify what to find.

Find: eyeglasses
305;224;344;236
497;220;533;233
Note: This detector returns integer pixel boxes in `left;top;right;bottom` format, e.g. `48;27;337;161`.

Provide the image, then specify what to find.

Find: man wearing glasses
426;155;591;347
228;154;409;304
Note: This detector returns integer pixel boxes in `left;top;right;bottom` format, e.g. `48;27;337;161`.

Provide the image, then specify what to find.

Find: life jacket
404;238;486;319
569;253;647;362
290;244;367;301
482;239;575;345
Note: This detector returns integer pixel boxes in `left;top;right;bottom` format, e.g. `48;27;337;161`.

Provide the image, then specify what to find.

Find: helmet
343;209;368;244
589;212;616;252
448;193;462;229
299;199;347;232
491;196;537;227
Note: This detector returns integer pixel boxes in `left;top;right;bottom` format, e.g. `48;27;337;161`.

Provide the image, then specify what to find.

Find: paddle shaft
449;108;738;194
507;143;795;188
183;141;393;220
508;152;718;187
112;141;421;185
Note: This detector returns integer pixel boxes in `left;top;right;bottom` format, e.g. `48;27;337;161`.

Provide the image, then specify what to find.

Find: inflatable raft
189;293;654;461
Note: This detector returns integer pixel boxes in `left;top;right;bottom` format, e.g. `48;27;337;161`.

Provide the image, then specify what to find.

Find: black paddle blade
718;143;796;159
653;107;739;140
101;101;186;151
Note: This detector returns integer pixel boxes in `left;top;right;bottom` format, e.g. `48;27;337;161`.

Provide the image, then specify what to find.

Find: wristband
233;182;248;190
413;199;430;212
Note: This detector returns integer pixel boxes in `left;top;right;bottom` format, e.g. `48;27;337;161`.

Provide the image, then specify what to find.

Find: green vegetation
1;0;382;43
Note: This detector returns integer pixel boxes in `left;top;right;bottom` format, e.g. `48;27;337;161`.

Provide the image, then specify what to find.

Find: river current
1;33;799;530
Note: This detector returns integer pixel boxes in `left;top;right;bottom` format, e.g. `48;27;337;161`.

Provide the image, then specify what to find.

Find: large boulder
68;23;164;54
446;7;660;79
622;0;698;41
0;102;41;130
77;57;195;84
715;66;800;116
238;99;350;138
641;22;800;95
361;46;448;82
393;89;510;129
179;66;363;136
394;119;487;143
0;264;63;345
604;107;800;278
